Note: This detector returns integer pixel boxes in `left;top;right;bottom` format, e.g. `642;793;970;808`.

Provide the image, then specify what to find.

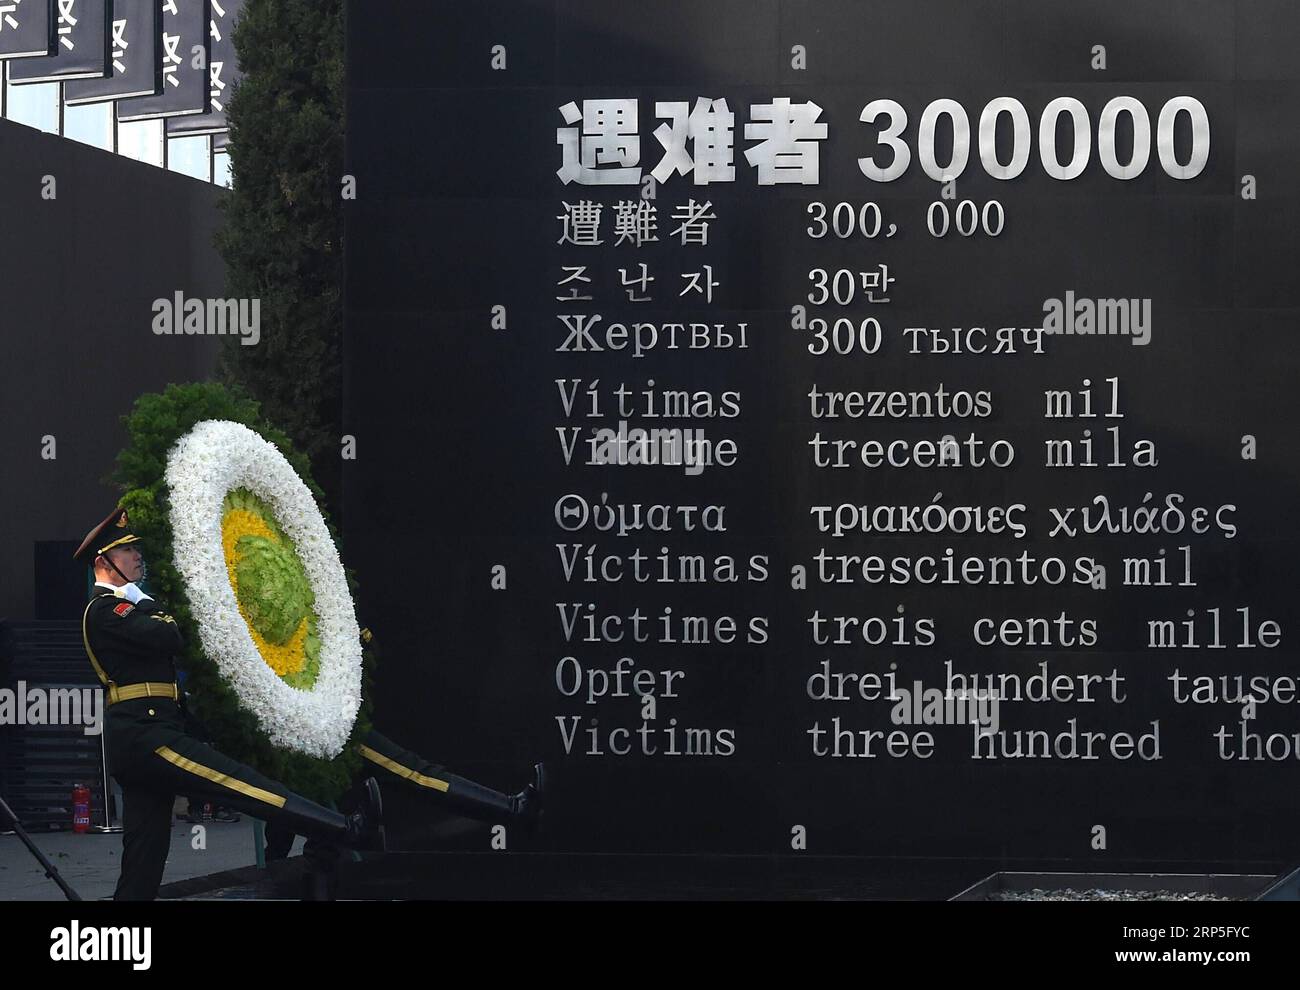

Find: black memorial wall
343;0;1300;863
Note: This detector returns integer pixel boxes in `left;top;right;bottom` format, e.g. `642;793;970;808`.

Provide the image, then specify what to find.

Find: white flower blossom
165;420;362;758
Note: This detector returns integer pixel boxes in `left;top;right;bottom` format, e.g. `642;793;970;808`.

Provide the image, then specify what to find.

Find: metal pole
90;704;122;833
0;795;83;901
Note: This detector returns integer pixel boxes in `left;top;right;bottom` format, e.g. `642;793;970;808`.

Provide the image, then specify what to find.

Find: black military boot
278;776;384;851
437;762;545;831
345;776;386;851
512;762;545;833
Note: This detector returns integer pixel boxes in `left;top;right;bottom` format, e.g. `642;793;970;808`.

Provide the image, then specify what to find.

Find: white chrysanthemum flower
165;420;361;758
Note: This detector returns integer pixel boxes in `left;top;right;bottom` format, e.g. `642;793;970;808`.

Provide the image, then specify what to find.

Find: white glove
118;583;153;605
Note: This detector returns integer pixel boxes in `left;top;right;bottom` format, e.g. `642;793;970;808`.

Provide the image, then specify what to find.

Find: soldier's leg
264;819;297;861
136;732;376;847
114;782;174;901
359;729;541;825
263;729;542;860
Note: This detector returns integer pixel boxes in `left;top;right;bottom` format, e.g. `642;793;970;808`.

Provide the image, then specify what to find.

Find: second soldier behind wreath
75;508;384;901
265;714;545;860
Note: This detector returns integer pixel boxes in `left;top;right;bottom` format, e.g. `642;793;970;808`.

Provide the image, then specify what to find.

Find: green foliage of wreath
113;381;375;805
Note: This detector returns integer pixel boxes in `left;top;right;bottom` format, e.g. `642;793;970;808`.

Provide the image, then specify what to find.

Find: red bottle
72;784;91;833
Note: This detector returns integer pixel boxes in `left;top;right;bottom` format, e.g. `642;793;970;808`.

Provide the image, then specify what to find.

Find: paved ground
0;812;303;900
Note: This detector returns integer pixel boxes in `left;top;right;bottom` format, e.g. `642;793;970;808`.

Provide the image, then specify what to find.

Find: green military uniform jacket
81;583;188;776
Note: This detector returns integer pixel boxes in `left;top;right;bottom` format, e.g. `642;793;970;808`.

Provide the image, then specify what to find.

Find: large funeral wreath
113;382;375;803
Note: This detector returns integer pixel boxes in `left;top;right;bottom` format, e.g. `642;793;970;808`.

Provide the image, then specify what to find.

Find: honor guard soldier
266;717;546;860
358;727;544;825
75;508;384;901
263;622;545;860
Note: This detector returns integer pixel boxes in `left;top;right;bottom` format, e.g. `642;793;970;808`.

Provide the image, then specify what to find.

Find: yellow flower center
221;506;309;678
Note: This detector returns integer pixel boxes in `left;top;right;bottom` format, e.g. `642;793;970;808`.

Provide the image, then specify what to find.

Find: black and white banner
166;0;238;136
116;0;207;121
8;0;106;82
63;0;158;104
0;0;54;60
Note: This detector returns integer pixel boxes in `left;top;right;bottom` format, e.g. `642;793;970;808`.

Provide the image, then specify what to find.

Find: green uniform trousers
108;697;351;900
